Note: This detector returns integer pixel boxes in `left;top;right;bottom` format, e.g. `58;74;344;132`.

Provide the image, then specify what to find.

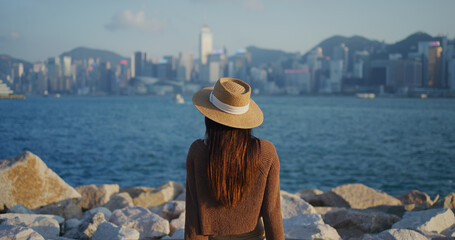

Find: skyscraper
131;51;147;78
199;22;213;65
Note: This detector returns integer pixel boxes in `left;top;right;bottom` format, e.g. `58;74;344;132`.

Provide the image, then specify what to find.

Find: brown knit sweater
185;139;284;240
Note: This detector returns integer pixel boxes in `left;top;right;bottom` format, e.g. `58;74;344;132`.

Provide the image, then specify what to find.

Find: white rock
7;204;35;214
161;201;185;220
284;223;342;240
0;224;45;240
92;221;140;240
377;228;430;240
80;207;112;223
76;184;119;210
170;212;185;235
320;184;402;209
133;181;184;208
78;212;106;239
0;151;81;210
392;208;455;233
280;190;316;219
102;192;134;211
0;213;62;239
110;206;170;239
283;213;324;228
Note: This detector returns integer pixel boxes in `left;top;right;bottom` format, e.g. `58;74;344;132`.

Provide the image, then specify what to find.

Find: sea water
1;96;454;197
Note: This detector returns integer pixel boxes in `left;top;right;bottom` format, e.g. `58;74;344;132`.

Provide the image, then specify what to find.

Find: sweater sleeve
185;143;209;240
260;149;285;240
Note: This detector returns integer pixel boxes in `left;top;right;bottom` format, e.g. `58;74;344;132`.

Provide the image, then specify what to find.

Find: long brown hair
205;117;261;207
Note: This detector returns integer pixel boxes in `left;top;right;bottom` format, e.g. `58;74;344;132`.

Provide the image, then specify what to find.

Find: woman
185;78;284;240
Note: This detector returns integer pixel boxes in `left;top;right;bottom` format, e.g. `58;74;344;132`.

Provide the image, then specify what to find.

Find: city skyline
1;0;454;62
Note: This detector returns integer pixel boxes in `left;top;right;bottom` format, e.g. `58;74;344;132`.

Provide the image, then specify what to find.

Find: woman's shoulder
258;139;277;155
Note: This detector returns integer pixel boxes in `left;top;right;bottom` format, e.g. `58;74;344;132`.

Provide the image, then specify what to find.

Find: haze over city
1;0;454;62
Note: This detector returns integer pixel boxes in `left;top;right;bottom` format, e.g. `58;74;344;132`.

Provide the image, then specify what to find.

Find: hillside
0;55;33;80
60;47;128;66
386;32;435;58
244;46;297;67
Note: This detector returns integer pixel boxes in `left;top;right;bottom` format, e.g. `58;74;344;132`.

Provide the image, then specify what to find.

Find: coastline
0;94;25;99
1;151;454;239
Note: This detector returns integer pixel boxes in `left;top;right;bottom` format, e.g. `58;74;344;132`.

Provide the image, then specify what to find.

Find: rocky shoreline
1;151;454;240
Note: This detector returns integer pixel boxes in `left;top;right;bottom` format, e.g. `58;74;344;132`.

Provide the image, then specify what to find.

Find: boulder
33;199;82;219
119;187;154;199
0;151;81;210
320;184;402;209
175;190;186;201
161;201;185;220
0;213;63;239
365;205;409;218
80;207;112;223
376;228;430;240
169;212;185;236
76;184;119;210
432;193;455;209
102;192;134;211
280;190;316;219
168;228;185;239
92;221;140;240
62;218;81;238
314;206;345;216
78;212;107;239
0;224;45;240
397;190;435;207
442;228;455;237
392;208;455;234
296;188;324;206
7;204;34;214
133;181;184;208
110;206;170;239
283;213;341;240
323;208;400;239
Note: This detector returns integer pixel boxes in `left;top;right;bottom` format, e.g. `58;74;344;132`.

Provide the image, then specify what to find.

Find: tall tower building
131;51;147;78
199;22;213;65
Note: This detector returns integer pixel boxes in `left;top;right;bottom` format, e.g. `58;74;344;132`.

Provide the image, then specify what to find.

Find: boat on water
356;93;375;99
173;94;184;104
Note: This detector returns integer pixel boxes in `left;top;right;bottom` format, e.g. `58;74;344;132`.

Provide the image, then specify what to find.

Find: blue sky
1;0;454;62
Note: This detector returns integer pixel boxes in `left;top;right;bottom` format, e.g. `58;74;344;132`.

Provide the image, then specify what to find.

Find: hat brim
192;87;263;129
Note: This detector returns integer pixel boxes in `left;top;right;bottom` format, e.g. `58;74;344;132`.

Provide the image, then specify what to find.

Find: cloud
0;32;21;42
105;10;167;34
242;0;265;11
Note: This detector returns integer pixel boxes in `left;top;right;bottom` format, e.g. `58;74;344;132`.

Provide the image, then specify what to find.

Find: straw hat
192;78;263;129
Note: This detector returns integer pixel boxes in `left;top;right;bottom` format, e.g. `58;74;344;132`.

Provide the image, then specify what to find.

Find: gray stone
376;228;430;240
175;190;186;201
33;199;82;219
432;193;455;209
392;208;455;234
284;223;342;240
80;207;112;223
161;201;185;220
102;192;134;212
323;208;400;239
320;184;402;209
92;221;140;240
365;205;408;218
314;206;346;216
169;212;185;236
442;228;455;237
63;218;81;233
297;188;324;206
119;186;154;199
0;224;45;240
110;206;170;239
280;190;316;219
169;228;185;239
0;151;81;210
76;184;119;210
0;213;62;239
397;190;435;208
133;181;184;208
78;212;106;240
7;204;34;214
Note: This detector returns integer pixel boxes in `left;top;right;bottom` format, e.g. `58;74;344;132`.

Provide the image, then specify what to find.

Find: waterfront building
232;49;251;81
427;46;443;88
131;51;147;78
332;43;349;75
284;67;311;94
47;57;61;92
163;55;178;80
199;22;213;65
177;52;194;82
329;60;343;92
449;59;455;91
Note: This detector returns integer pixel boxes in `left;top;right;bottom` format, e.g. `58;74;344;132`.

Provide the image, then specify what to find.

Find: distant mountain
60;47;128;66
386;32;435;58
244;46;297;67
0;55;33;79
